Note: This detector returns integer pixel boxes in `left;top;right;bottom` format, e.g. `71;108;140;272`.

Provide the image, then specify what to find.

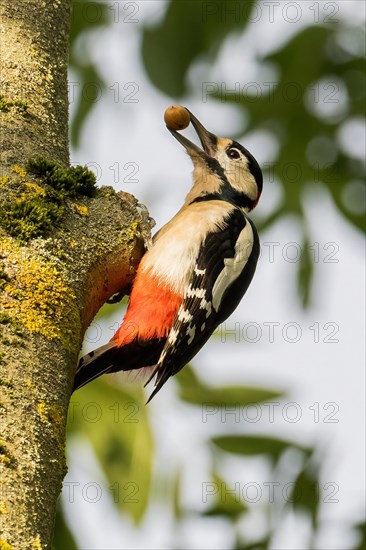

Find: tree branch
0;0;70;172
0;1;152;547
0;183;151;548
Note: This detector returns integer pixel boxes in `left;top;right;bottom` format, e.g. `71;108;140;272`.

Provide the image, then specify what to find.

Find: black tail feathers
73;338;165;393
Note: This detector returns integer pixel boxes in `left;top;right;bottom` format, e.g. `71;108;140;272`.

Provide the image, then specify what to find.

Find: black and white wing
146;207;260;401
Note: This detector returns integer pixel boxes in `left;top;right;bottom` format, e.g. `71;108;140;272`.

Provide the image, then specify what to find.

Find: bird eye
227;148;240;159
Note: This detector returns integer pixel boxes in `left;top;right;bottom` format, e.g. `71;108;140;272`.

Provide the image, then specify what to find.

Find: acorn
164;105;190;131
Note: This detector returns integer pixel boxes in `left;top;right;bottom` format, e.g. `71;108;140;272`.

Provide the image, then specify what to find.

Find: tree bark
0;1;151;547
0;0;71;172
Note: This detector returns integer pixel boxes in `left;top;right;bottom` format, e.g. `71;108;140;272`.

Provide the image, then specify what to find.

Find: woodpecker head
168;109;263;212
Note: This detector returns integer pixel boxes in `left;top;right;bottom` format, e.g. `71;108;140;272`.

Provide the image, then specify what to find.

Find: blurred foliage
67;378;153;523
55;1;366;549
141;0;256;96
171;369;362;549
211;434;308;462
69;0;109;147
353;522;366;550
202;472;249;520
52;502;77;550
177;361;283;405
172;368;321;549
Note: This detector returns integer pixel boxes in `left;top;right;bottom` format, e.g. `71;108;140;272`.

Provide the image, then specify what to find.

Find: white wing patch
177;308;193;323
167;326;179;345
212;222;254;311
200;297;212;318
187;286;206;299
187;324;196;344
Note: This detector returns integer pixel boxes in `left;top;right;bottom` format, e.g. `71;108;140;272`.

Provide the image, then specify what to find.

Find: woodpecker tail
73;338;165;392
73;342;118;391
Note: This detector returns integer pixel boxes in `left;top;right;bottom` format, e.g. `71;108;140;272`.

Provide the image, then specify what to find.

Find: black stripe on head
191;153;255;209
231;141;263;195
189;140;261;210
204;155;226;179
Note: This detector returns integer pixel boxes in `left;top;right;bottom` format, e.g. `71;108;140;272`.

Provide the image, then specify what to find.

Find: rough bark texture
0;0;70;172
0;188;151;549
0;1;152;547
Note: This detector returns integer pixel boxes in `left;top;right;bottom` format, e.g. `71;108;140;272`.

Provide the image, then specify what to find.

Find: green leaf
342;56;366;116
202;472;248;520
203;500;247;520
236;538;271;550
177;365;283;406
298;233;313;308
212;24;365;237
70;0;109;147
290;466;320;527
71;0;109;43
67;379;153;524
325;155;366;233
173;467;183;521
212;435;306;462
141;0;256;96
352;521;366;550
69;63;106;149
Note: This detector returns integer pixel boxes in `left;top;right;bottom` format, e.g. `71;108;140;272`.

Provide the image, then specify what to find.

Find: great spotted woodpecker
74;108;263;401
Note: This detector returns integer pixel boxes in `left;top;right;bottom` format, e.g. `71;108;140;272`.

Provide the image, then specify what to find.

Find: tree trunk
0;1;151;547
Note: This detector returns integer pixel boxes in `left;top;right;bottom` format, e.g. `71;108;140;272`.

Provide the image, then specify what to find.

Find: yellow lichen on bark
0;238;80;350
72;203;89;216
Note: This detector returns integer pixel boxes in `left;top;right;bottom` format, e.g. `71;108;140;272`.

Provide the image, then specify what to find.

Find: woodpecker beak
168;109;217;160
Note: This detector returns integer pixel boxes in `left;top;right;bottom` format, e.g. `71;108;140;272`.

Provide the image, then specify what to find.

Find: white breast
141;201;234;295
